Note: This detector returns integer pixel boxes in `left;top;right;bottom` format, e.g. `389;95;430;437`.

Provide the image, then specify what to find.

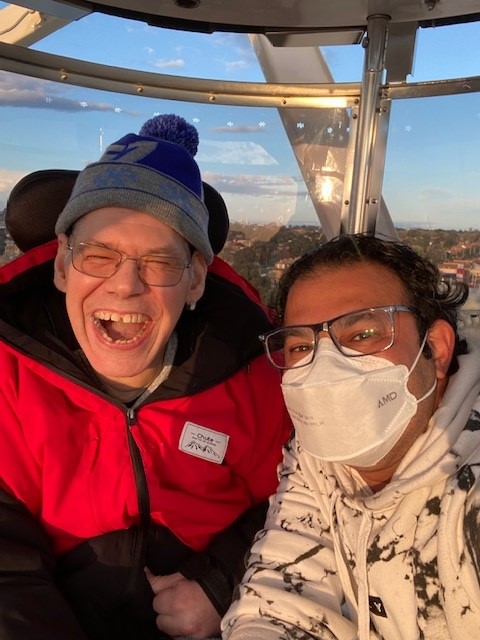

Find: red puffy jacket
0;241;292;640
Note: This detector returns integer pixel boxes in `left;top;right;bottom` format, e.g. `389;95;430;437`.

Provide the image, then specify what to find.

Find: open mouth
92;311;150;344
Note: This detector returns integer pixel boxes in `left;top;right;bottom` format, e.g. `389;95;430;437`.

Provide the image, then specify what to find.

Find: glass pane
413;22;480;81
320;44;363;82
31;13;266;82
384;92;480;232
0;70;339;301
0;71;337;225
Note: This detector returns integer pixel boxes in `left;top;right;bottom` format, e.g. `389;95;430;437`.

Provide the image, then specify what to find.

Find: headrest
5;169;229;255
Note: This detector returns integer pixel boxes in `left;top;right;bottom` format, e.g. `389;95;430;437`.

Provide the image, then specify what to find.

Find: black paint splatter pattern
224;398;480;640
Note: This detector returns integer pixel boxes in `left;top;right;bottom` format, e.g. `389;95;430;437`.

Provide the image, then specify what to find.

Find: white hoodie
222;331;480;640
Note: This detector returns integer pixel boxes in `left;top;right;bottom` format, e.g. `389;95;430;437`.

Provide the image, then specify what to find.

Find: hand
145;568;221;638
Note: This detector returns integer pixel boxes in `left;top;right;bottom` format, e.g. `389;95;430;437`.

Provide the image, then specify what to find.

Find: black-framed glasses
67;242;191;287
259;305;412;370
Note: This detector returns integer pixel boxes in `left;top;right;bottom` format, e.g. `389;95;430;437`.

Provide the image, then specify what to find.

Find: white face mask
281;336;437;467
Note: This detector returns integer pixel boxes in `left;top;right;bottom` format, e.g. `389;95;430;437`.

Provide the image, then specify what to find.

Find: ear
53;233;69;293
187;251;208;304
426;319;455;380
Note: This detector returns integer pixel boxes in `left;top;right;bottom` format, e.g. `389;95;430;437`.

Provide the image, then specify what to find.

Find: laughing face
54;207;207;399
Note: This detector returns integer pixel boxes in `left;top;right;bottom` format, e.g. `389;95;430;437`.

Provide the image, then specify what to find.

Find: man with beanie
0;115;291;640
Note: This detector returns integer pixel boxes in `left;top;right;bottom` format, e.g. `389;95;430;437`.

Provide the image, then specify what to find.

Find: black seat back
5;169;229;254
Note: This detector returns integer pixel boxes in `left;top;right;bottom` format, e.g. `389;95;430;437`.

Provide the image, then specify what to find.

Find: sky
1;3;480;230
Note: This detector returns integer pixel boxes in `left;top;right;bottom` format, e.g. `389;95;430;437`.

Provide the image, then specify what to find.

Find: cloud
0;72;138;114
225;60;249;72
202;171;301;197
208;33;254;74
153;58;185;69
0;168;29;209
211;33;252;54
200;171;304;223
418;188;454;201
387;187;480;231
198;140;278;165
213;124;266;134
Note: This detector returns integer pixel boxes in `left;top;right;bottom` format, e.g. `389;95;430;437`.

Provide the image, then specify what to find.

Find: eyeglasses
67;242;191;287
259;305;412;370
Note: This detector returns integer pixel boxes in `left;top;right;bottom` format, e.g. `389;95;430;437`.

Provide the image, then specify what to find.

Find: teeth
93;311;148;323
92;317;148;345
92;310;149;345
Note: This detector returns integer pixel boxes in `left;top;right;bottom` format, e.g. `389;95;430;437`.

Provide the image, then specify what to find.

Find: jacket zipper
126;407;151;528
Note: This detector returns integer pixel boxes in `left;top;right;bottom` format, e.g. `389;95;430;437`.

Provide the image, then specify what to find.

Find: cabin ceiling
1;0;480;53
90;0;480;30
7;0;480;37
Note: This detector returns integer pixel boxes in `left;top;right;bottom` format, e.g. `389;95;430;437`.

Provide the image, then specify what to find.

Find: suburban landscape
1;216;480;308
222;223;480;306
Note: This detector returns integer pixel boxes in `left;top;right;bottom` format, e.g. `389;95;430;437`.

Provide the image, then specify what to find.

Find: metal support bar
384;21;417;84
368;98;398;240
0;41;358;107
250;34;355;239
344;14;390;235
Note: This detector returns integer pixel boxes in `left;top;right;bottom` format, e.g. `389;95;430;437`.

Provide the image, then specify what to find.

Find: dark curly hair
275;234;469;375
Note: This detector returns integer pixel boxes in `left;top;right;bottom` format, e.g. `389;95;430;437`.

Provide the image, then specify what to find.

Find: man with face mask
222;234;480;640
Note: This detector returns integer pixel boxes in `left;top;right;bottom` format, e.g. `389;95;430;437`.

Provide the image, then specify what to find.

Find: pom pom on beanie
139;114;199;157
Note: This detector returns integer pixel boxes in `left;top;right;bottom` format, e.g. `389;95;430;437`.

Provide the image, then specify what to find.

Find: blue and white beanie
55;114;213;264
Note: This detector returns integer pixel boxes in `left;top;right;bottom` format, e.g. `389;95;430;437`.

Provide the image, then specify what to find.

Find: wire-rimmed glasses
259;305;412;370
67;242;191;287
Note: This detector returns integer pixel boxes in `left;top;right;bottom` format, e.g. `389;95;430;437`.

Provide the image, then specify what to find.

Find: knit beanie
55;114;213;264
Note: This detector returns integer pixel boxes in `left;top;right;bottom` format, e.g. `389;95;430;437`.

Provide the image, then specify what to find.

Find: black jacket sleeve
0;487;88;640
178;500;269;615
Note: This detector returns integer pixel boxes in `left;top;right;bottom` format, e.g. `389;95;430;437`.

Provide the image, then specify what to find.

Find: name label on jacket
179;422;229;464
